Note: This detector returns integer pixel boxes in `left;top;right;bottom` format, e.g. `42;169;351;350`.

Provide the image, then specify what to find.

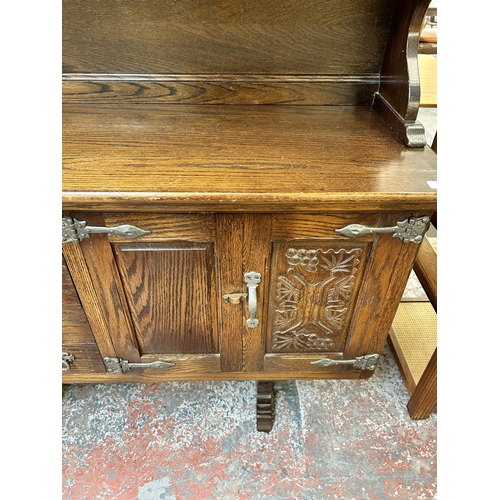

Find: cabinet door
72;213;222;376
63;211;426;381
63;212;273;379
262;213;425;378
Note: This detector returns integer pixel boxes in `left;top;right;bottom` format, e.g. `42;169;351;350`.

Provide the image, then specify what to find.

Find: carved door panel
267;240;368;354
263;213;425;377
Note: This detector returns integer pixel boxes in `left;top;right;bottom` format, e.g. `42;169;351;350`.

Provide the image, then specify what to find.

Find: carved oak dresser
62;0;437;431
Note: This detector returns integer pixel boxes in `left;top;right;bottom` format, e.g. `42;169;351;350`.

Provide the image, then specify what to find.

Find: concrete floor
62;341;437;500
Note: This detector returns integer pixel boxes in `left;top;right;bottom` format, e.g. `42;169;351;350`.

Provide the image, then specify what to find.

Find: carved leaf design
324;306;347;330
327;275;355;302
320;249;360;274
273;331;334;351
274;308;297;329
271;245;362;352
276;276;300;302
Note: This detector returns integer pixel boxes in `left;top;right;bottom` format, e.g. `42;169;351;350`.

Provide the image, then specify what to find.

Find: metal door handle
244;271;261;328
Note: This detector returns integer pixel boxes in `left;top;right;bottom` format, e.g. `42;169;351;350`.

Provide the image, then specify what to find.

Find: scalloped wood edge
375;93;427;147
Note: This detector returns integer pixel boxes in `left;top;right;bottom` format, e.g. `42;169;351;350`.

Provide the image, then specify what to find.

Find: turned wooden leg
256;381;277;432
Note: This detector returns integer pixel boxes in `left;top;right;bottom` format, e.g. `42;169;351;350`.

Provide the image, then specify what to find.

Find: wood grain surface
77;214;142;362
104;213;215;242
407;348;437;419
113;241;218;354
62;256;107;374
216;214;245;372
62;240;117;360
61;367;366;384
63;0;394;76
62;75;379;106
343;212;430;371
242;214;273;372
63;104;437;212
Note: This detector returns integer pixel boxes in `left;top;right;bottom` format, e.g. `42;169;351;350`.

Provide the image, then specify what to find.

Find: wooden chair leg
407;348;437;419
256;381;276;432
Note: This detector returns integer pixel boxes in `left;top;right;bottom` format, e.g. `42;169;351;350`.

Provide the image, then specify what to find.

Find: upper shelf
62;0;432;147
62;103;436;212
62;0;436;213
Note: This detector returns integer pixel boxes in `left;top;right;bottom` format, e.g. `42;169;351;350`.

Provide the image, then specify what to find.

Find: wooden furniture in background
408;237;437;419
419;0;437;54
418;54;437;108
62;0;437;431
389;137;437;420
389;236;437;418
406;136;437;420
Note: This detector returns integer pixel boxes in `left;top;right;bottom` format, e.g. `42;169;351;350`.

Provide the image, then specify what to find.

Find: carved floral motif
272;246;362;352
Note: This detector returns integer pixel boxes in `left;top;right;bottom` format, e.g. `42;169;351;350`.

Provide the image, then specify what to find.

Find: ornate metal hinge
62;352;75;372
335;216;430;244
103;357;175;373
62;217;151;243
311;354;380;370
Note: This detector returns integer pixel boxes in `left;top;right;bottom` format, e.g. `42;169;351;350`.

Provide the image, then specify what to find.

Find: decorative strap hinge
311;354;380;370
62;217;151;243
103;357;175;373
335;216;430;244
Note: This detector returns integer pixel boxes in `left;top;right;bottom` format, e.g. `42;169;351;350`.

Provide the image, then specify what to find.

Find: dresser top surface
63;104;436;212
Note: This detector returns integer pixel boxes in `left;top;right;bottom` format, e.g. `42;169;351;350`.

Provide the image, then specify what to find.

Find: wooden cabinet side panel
379;0;430;120
62;242;116;359
343;213;428;370
62;256;107;374
77;213;141;362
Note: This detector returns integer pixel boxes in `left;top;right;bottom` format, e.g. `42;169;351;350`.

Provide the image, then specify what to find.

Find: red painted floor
62;343;436;499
